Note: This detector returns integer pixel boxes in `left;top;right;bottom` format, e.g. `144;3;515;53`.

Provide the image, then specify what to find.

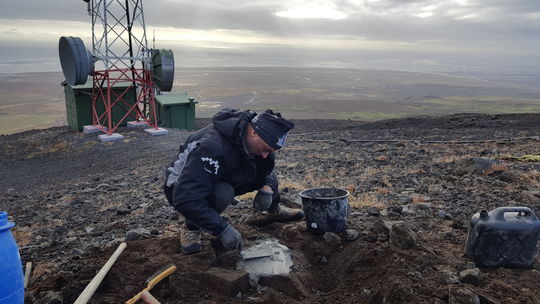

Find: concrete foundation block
98;133;124;142
83;125;107;134
145;127;169;136
127;121;148;127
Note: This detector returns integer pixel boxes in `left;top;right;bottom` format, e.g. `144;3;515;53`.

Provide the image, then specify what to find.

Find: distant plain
1;67;539;134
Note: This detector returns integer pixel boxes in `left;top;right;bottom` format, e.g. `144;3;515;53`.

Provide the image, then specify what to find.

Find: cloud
0;0;539;73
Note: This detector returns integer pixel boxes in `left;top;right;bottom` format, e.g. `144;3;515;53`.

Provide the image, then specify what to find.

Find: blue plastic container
0;211;24;304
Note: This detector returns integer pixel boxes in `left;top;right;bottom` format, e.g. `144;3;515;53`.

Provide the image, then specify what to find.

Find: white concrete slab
127;121;148;128
144;127;169;136
98;133;124;142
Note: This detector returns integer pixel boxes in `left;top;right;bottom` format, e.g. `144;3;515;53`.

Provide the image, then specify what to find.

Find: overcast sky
1;0;539;74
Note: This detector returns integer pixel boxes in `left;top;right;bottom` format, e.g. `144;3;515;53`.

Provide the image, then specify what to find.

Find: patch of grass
237;191;257;200
483;164;508;176
0;114;61;135
280;180;305;190
521;170;540;187
0;92;60;106
27;140;71;158
432;155;460;164
331;112;407;120
349;192;385;209
416;96;540;114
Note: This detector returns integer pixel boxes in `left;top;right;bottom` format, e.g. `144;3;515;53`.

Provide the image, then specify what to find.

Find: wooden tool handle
140;290;162;304
74;242;127;304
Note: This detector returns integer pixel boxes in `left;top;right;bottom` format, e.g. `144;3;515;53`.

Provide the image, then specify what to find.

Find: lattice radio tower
59;0;173;140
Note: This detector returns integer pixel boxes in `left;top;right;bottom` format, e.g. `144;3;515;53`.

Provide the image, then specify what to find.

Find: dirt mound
2;113;540;303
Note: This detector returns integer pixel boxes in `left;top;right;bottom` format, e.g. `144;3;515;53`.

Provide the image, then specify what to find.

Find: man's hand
219;224;243;251
253;189;273;212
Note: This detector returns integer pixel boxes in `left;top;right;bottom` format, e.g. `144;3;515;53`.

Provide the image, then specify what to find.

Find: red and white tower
59;0;174;141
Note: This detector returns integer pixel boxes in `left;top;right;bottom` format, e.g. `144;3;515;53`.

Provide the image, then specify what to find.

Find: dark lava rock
454;158;499;175
449;287;480;304
367;207;381;216
125;227;151;241
498;170;520;183
389;223;417;249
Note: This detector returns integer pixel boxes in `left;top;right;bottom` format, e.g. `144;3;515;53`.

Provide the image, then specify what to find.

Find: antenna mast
87;0;161;138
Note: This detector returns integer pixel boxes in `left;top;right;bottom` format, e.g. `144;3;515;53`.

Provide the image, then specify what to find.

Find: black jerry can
465;207;540;267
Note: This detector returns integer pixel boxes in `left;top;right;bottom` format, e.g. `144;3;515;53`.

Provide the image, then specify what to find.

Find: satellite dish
151;49;174;91
58;36;92;86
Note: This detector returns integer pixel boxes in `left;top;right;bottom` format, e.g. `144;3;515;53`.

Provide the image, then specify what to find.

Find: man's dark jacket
164;109;275;236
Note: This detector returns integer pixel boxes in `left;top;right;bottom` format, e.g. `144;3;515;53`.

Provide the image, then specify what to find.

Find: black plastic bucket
300;188;350;234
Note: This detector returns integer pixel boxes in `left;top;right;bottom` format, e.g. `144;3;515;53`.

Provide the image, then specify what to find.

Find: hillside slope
1;113;540;303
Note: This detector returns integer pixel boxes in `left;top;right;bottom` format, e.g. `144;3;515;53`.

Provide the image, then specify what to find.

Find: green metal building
153;93;197;130
63;82;137;131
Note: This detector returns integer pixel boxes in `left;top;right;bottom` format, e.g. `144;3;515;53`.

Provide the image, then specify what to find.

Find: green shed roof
155;93;197;105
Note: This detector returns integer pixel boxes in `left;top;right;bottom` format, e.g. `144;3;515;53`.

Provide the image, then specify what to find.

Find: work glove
253;189;273;212
219;224;243;251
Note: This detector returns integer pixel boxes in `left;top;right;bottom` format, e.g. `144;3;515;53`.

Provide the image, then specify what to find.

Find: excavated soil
2;113;540;303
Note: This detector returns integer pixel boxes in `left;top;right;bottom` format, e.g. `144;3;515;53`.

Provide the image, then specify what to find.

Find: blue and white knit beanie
251;109;295;149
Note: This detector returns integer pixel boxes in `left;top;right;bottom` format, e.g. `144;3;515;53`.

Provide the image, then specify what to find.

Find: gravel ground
1;112;540;304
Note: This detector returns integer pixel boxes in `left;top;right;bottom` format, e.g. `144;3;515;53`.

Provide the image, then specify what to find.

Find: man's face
246;126;278;159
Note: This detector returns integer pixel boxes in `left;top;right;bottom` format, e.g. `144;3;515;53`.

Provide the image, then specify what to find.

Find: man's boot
268;205;305;222
180;226;202;254
247;205;304;227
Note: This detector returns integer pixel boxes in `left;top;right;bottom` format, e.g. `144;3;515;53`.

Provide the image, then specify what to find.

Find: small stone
259;274;309;299
492;180;508;188
445;231;457;238
428;184;443;194
459;268;482;285
480;148;496;156
125;227;151;241
320;256;328;264
114;207;131;215
451;219;468;230
344;229;360;241
373;219;390;236
367;207;381;216
407;271;422;279
437;210;447;218
449;287;480;304
388;205;403;214
498;170;520;183
455;158;498;175
410;202;432;211
39;242;52;249
443;271;460;284
361;288;372;298
71;248;85;255
200;268;250;297
387;210;402;218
